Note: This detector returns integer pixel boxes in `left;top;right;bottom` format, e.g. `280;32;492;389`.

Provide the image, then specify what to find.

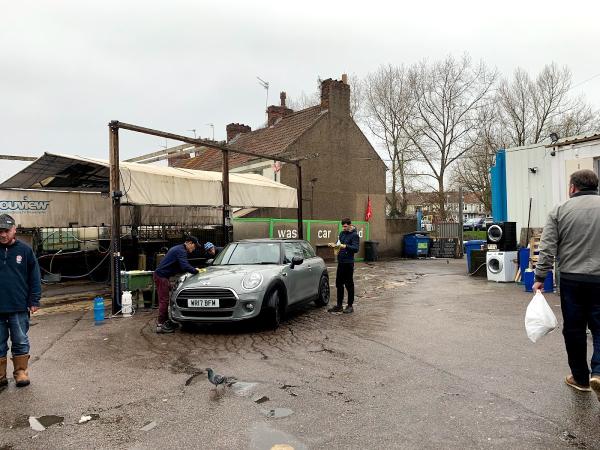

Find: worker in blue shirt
153;236;201;333
0;214;41;388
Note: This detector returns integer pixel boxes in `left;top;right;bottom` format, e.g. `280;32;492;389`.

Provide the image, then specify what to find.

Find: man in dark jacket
533;170;600;400
0;214;41;388
328;218;360;314
153;236;201;333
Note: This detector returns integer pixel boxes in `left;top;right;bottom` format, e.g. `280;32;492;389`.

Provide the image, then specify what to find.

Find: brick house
172;75;387;244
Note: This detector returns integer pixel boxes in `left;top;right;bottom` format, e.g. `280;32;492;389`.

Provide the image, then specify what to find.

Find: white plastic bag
525;291;558;343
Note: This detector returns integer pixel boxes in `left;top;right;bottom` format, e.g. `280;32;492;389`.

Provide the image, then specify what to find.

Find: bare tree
407;55;497;219
451;104;506;213
498;63;600;146
363;64;417;216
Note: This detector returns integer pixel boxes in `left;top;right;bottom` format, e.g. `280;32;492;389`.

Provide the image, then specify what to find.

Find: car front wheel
263;290;283;329
314;275;330;307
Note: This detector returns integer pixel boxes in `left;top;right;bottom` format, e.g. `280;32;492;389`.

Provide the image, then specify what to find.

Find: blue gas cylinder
93;296;105;324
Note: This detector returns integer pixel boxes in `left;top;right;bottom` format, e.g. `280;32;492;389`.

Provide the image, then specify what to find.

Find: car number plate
187;298;219;308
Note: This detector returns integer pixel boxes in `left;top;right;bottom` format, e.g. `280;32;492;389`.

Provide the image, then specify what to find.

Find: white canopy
0;153;297;208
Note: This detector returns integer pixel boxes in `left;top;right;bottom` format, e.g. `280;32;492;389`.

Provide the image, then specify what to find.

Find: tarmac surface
1;258;600;449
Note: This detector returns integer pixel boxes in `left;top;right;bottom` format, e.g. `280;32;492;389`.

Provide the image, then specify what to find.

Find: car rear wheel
263;290;284;329
314;275;330;307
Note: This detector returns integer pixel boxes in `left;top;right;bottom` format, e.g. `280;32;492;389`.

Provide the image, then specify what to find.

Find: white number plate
187;298;219;308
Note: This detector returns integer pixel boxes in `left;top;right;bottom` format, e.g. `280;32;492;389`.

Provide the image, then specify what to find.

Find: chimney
320;75;350;117
267;91;294;126
226;123;251;143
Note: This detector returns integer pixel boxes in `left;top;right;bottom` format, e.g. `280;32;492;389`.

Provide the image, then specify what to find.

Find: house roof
179;106;326;171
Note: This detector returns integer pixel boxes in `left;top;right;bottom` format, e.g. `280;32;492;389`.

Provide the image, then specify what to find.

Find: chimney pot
341;73;348;84
280;91;287;107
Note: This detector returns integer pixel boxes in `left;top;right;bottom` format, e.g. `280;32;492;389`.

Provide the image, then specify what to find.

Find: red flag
365;196;372;221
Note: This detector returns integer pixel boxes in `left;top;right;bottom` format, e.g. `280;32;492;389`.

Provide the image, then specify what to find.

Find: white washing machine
486;251;518;282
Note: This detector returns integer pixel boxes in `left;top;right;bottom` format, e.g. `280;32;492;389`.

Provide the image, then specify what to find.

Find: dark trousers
336;263;354;307
153;273;170;324
560;278;600;385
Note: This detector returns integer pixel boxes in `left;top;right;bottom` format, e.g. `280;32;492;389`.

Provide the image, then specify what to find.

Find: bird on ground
206;368;228;387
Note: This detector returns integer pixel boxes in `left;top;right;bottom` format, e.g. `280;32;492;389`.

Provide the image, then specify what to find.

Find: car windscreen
213;242;281;265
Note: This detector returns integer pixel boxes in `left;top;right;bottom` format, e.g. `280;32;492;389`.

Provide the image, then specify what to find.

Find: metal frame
108;121;304;313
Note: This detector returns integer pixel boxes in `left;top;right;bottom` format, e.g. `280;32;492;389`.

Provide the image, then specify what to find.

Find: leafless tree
451;104;506;213
362;64;417;216
498;63;600;146
407;55;497;219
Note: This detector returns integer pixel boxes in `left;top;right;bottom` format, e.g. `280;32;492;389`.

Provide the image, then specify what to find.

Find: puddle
231;381;258;397
249;423;305;450
37;415;64;428
261;408;294;419
29;415;64;431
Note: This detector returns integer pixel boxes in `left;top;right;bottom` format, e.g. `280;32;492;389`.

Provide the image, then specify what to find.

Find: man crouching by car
153;236;202;333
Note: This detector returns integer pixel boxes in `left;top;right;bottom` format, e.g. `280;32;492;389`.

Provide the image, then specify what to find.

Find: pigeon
206;368;227;387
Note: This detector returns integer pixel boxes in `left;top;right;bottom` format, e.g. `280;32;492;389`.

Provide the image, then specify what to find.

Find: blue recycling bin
403;233;430;258
465;240;486;273
523;270;554;293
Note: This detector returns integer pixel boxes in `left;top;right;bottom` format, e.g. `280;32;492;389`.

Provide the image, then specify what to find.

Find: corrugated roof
551;130;600;147
178;106;326;171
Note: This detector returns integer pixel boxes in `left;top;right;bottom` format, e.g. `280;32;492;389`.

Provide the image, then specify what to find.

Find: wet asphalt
1;258;599;449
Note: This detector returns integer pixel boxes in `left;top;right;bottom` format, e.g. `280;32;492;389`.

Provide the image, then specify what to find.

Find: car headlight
242;272;263;290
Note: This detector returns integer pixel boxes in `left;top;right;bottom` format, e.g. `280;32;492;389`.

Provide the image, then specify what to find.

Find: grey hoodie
535;191;600;283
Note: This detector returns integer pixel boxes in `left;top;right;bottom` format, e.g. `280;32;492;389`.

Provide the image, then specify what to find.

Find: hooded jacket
337;227;360;263
0;239;42;313
535;190;600;283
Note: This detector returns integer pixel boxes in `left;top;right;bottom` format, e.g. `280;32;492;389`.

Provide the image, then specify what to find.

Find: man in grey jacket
533;169;600;400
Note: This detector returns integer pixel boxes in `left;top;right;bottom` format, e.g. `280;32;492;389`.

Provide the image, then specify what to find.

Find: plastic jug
93;296;105;325
122;291;133;317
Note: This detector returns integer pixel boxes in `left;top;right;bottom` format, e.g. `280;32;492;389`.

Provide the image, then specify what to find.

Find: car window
283;242;304;263
215;242;280;265
300;241;316;258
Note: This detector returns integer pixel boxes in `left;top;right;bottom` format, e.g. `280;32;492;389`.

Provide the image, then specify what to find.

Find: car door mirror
290;256;303;268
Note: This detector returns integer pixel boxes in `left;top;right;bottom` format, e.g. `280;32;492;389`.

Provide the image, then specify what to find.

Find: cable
468;261;487;276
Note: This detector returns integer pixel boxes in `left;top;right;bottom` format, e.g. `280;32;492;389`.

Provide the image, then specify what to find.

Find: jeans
560;278;600;385
153;273;170;325
336;263;355;307
0;311;30;357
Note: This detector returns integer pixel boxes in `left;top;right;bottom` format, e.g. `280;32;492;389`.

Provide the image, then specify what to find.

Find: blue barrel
465;240;486;273
524;270;553;293
93;296;105;325
403;233;430;258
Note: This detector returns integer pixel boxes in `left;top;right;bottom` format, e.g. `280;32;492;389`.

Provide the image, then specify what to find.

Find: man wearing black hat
0;214;41;388
153;236;202;333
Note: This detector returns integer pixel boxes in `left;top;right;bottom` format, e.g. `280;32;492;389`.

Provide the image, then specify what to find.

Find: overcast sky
2;0;600;181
